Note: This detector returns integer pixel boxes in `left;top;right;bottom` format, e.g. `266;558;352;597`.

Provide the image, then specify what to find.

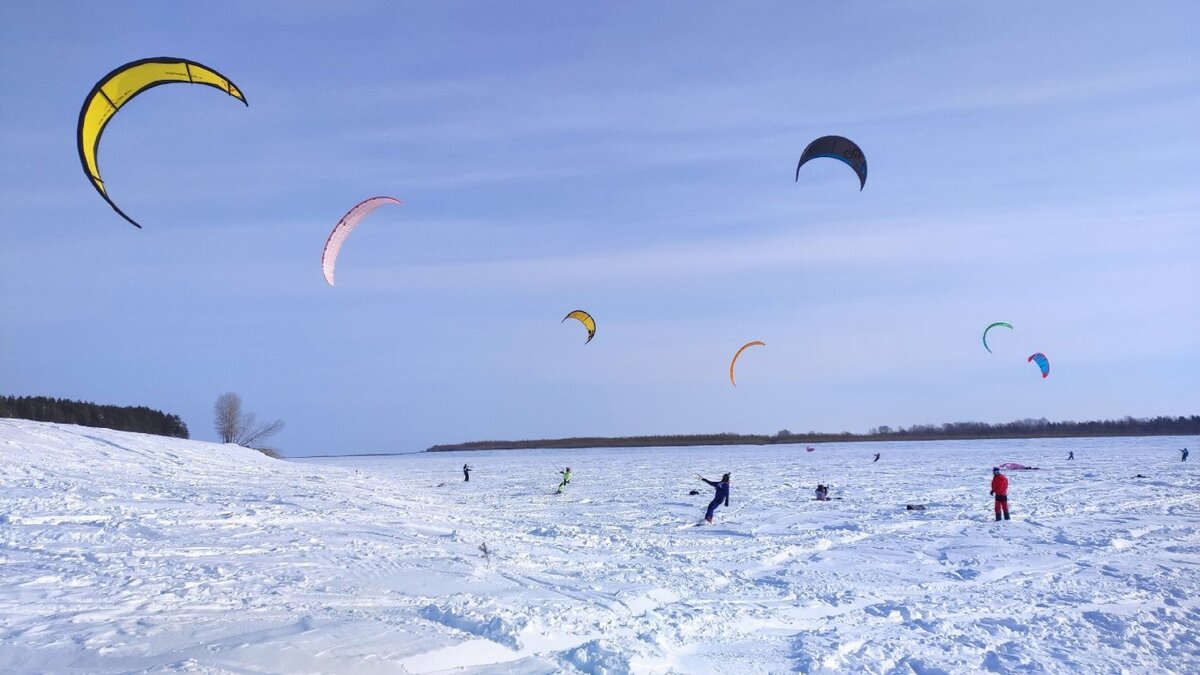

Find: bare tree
213;392;242;443
213;392;284;448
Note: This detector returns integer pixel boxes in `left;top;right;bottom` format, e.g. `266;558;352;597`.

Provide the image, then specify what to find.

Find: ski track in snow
1;419;1198;674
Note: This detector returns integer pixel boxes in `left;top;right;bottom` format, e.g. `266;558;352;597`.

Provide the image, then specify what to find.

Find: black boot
995;513;1002;522
1003;513;1010;520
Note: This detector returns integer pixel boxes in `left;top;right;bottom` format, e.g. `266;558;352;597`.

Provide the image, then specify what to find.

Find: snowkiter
698;473;730;523
1182;448;1189;462
815;484;830;501
463;464;471;482
556;467;572;493
990;467;1010;521
873;453;881;463
1067;451;1074;460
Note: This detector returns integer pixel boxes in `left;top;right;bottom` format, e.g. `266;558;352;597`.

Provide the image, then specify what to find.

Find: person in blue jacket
697;473;730;523
1182;448;1189;462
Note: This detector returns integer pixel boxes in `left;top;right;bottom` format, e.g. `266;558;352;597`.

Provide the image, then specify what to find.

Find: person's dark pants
705;498;722;521
994;495;1010;520
464;471;469;482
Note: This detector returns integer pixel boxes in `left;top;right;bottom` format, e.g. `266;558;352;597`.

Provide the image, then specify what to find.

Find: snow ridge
2;419;1198;673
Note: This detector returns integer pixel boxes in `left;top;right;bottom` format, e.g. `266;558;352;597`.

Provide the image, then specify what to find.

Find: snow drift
2;419;1198;673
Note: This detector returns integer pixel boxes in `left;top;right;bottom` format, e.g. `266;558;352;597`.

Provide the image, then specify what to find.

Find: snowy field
1;419;1198;673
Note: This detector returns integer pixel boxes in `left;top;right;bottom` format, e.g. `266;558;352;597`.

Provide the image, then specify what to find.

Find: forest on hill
0;395;189;439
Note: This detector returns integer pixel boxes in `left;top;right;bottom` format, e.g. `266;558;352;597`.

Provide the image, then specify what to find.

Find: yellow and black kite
562;310;596;343
77;57;247;228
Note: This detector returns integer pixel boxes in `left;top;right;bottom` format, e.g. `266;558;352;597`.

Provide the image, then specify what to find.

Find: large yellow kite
77;57;247;228
562;310;596;343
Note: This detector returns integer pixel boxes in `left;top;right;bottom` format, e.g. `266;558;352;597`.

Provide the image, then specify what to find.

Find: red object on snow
998;462;1038;470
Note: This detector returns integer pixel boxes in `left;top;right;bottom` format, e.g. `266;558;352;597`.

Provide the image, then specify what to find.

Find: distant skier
697;473;730;524
1067;451;1074;460
1182;448;1189;462
990;467;1010;522
873;453;881;463
463;464;471;482
815;484;830;501
556;467;572;494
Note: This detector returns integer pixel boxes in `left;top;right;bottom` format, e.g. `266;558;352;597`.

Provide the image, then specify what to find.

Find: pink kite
998;462;1039;470
321;196;402;286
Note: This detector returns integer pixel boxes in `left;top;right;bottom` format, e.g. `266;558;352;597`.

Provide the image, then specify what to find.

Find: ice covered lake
1;419;1197;673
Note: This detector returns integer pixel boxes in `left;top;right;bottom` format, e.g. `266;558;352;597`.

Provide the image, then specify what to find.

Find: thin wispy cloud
1;2;1196;453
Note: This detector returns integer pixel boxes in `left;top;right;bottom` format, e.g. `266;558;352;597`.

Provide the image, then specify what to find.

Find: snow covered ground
1;419;1197;673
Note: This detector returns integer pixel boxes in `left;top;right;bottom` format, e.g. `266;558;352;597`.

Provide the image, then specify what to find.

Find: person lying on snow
990;467;1010;521
697;473;730;523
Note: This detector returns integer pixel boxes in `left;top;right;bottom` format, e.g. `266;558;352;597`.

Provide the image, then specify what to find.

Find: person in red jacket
990;467;1010;521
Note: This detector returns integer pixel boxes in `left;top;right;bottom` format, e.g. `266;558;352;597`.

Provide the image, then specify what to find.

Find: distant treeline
0;395;189;439
427;415;1200;452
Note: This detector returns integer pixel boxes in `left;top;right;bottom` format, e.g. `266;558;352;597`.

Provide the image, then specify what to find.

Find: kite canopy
321;197;402;286
1028;352;1050;378
982;322;1013;353
998;462;1038;470
729;340;765;387
795;135;867;190
561;310;596;343
77;57;248;228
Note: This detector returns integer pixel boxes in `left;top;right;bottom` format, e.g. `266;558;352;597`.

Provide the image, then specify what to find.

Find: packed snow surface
2;419;1198;673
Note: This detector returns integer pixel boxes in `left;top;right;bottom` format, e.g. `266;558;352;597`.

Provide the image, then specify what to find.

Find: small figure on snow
1182;448;1189;462
463;464;472;482
697;473;730;523
990;467;1010;522
873;452;881;463
815;484;830;501
1067;451;1074;460
556;467;572;494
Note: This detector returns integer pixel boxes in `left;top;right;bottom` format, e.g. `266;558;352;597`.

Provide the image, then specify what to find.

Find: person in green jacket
556;467;572;494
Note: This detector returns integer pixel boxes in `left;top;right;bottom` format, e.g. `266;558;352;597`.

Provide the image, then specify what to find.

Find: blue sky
2;2;1197;456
